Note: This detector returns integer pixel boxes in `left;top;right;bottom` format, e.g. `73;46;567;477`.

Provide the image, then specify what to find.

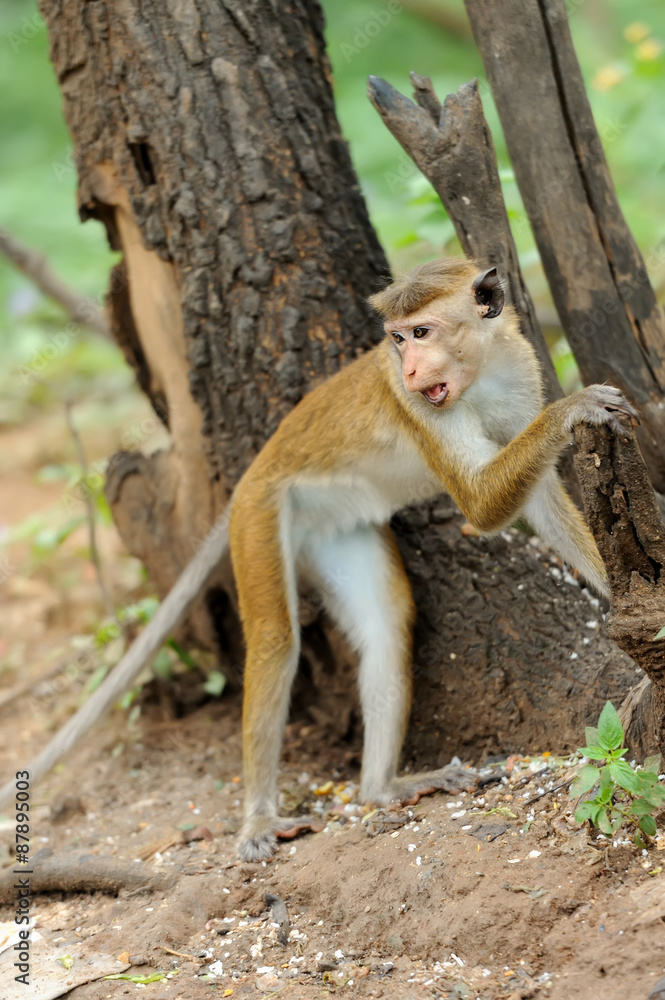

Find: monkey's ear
472;267;504;319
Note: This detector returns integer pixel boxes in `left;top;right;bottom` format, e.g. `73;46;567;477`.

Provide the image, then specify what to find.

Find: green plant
571;701;665;845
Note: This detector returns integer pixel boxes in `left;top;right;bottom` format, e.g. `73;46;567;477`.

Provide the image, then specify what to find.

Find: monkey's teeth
423;384;448;404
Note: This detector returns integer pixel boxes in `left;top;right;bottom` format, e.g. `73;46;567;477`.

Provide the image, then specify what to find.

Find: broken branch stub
573;424;665;756
367;73;560;405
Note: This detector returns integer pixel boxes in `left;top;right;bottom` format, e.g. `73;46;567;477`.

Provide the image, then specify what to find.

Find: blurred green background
1;0;665;422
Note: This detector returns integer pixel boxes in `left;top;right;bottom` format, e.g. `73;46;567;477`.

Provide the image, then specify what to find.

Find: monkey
0;257;638;859
228;257;638;861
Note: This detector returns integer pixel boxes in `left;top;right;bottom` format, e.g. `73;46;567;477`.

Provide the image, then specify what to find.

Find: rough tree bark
465;0;665;493
39;0;389;648
36;0;648;770
573;425;665;758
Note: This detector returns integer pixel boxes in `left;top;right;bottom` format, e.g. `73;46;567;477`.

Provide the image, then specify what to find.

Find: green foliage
203;670;228;697
571;701;665;843
654;625;665;641
4;458;111;569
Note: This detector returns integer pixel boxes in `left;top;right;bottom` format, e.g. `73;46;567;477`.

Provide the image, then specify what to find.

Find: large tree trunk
40;0;644;766
40;0;388;635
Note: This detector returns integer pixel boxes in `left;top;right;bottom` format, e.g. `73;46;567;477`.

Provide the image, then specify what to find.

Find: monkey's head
369;258;506;408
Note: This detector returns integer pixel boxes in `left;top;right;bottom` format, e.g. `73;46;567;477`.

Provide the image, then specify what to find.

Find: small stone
256;973;280;992
648;977;665;1000
386;933;403;956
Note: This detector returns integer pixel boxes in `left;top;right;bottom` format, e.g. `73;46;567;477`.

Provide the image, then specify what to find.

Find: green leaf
598;809;615;835
609;760;643;795
570;765;599;797
94;619;122;647
575;800;598;823
32;515;86;555
629;798;655;819
639;815;658;838
203;670;227;697
642;784;665;807
597;767;615;803
86;664;109;694
610;811;624;833
166;638;196;670
118;686;139;710
597;701;624;753
119;596;159;626
585;726;600;747
653;626;665;641
152;649;173;679
578;746;608;761
643;754;662;775
95;490;113;526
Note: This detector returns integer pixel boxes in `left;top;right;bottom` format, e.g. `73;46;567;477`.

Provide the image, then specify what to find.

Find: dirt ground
1;411;664;1000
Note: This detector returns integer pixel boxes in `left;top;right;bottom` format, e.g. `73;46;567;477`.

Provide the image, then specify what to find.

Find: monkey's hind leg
305;525;475;809
232;502;321;862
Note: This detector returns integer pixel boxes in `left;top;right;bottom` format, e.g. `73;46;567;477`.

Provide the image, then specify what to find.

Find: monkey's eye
413;326;429;339
392;332;405;344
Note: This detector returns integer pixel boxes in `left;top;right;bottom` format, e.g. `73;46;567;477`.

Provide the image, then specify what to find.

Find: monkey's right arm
433;384;639;536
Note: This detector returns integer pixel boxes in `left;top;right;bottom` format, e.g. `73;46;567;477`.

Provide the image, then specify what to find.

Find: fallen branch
0;849;175;902
0;226;110;338
573;423;665;757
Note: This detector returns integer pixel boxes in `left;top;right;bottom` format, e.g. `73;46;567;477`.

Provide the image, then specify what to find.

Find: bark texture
465;0;665;492
40;0;389;615
573;424;665;758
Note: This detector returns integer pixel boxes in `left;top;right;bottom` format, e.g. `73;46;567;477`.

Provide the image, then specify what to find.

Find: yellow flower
623;22;650;44
636;38;663;62
592;65;626;91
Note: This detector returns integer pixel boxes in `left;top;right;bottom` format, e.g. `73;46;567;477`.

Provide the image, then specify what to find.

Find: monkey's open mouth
421;383;449;405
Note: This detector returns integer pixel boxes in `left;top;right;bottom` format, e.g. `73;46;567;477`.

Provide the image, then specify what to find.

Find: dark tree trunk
39;0;389;626
573;424;665;758
464;0;665;492
38;0;644;769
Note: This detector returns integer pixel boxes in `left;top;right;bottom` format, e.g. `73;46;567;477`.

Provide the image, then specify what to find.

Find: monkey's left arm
431;384;638;537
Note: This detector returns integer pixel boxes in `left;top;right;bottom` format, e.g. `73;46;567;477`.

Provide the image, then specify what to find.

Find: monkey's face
384;269;505;408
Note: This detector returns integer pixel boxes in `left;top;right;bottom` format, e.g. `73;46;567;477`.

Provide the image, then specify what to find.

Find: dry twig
65;400;113;615
0;226;110;338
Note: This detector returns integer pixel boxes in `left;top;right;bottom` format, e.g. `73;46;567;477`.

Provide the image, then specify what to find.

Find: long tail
0;514;230;811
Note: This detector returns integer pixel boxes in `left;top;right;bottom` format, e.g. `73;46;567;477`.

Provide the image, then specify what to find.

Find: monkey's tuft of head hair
368;257;479;320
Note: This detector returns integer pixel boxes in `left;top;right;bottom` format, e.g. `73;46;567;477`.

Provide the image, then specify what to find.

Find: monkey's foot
389;763;477;806
238;815;324;862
